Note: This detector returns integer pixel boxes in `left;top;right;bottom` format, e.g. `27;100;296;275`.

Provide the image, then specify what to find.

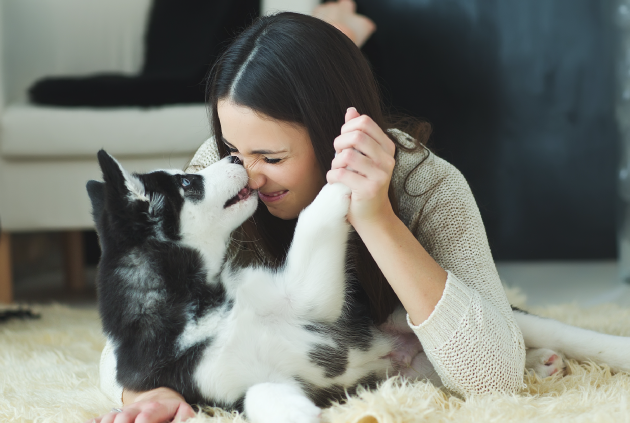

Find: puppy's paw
302;183;351;225
245;383;321;423
526;348;567;378
385;332;423;368
277;395;321;423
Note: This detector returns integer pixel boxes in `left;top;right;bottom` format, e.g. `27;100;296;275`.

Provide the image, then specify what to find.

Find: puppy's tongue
236;187;250;199
224;186;253;208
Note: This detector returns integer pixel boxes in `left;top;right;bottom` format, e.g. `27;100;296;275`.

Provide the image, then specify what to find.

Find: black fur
89;150;228;403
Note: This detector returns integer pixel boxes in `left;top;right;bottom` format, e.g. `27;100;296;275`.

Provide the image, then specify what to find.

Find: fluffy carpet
2;288;630;423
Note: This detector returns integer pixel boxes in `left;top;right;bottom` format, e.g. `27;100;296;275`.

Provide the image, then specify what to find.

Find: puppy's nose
228;156;243;165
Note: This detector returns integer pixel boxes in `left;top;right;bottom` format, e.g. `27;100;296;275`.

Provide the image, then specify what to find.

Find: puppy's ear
97;149;148;203
86;180;105;223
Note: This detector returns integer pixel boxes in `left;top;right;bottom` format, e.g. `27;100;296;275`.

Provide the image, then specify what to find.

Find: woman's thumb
345;107;360;123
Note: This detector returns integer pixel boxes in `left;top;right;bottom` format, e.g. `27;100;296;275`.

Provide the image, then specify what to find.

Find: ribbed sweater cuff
406;270;473;351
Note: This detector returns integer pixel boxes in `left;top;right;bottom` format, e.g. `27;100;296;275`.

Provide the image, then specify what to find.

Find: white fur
179;159;258;279
514;310;630;373
108;155;149;202
245;383;322;423
177;305;230;353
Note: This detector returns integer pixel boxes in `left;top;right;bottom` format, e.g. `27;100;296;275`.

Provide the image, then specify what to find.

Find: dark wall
355;0;619;260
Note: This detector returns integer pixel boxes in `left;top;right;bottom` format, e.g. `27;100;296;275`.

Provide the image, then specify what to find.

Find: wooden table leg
0;232;13;303
62;231;85;291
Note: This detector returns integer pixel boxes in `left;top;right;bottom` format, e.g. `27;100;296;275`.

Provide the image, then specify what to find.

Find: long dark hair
206;12;431;324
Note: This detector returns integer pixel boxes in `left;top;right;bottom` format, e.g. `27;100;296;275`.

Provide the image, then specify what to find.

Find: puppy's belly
192;311;394;404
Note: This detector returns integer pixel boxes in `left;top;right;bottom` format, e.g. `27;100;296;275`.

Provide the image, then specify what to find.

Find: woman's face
217;100;327;220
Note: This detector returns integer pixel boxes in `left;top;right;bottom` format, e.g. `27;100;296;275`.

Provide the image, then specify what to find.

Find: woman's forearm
353;210;447;326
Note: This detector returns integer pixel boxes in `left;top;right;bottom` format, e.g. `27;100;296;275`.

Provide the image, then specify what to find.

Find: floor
495;260;630;307
9;259;630;310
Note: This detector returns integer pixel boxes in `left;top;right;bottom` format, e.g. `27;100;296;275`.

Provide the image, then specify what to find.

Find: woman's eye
264;157;281;164
181;178;191;187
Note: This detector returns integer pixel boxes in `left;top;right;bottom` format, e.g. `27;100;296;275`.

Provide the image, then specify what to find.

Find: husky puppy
88;150;409;422
88;150;630;422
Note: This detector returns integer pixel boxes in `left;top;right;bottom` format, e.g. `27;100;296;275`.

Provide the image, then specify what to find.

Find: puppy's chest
211;305;329;365
189;304;336;393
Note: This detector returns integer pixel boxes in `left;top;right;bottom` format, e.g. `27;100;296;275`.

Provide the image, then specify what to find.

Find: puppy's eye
181;178;191;187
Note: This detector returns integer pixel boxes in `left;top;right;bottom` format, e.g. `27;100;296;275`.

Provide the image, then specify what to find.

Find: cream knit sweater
99;129;526;405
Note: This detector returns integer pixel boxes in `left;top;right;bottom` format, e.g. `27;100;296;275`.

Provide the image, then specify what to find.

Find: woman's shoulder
388;129;474;226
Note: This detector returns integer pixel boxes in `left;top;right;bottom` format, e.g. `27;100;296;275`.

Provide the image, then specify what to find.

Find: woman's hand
326;107;397;229
88;387;196;423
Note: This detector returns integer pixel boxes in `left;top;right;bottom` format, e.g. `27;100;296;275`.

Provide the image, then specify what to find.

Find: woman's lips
258;190;289;203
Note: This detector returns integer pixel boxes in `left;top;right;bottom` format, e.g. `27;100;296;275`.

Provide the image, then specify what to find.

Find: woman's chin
266;204;299;220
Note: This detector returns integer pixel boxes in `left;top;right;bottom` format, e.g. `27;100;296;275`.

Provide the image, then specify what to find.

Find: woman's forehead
217;100;309;152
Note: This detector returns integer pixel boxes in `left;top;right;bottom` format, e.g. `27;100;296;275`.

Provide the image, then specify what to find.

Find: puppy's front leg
245;382;321;423
281;183;352;322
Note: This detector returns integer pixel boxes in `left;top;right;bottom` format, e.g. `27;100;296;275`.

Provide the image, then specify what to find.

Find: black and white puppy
88;150;413;422
88;150;630;422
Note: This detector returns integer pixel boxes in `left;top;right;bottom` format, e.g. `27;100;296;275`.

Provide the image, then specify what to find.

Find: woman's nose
247;167;266;190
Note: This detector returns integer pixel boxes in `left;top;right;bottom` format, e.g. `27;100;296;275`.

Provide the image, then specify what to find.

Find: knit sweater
99;129;526;404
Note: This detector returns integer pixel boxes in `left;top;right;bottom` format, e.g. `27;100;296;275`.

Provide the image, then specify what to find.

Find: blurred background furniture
0;0;259;303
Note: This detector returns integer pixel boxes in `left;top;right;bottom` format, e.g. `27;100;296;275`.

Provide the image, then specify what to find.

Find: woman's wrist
350;201;398;236
352;206;447;325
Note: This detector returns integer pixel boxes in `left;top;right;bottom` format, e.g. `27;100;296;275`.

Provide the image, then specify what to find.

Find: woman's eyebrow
251;148;288;155
222;137;287;155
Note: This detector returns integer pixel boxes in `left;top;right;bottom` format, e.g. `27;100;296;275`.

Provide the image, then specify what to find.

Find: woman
93;8;525;423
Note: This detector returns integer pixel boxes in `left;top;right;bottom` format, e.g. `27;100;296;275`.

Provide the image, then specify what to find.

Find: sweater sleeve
391;140;526;397
184;137;220;173
99;338;124;406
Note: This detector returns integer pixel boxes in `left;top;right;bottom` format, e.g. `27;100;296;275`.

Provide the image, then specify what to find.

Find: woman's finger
327;167;383;201
333;138;396;177
94;408;139;423
345;106;360;123
327;166;365;190
333;131;381;161
118;409;142;423
332;147;386;180
134;402;181;423
341;109;396;156
172;403;197;422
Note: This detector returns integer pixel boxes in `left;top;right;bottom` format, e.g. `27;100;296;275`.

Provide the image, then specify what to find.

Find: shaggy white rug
2;288;630;423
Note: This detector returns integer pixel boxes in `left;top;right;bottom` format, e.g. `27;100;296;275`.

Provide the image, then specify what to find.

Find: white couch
0;0;319;303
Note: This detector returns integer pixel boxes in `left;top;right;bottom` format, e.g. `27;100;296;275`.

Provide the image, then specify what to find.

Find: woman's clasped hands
327;107;397;229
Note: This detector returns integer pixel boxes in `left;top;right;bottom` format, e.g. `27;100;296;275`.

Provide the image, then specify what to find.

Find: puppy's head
87;150;257;249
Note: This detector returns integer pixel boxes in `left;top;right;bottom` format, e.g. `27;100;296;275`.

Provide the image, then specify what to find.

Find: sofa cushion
0;104;210;158
27;0;260;107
